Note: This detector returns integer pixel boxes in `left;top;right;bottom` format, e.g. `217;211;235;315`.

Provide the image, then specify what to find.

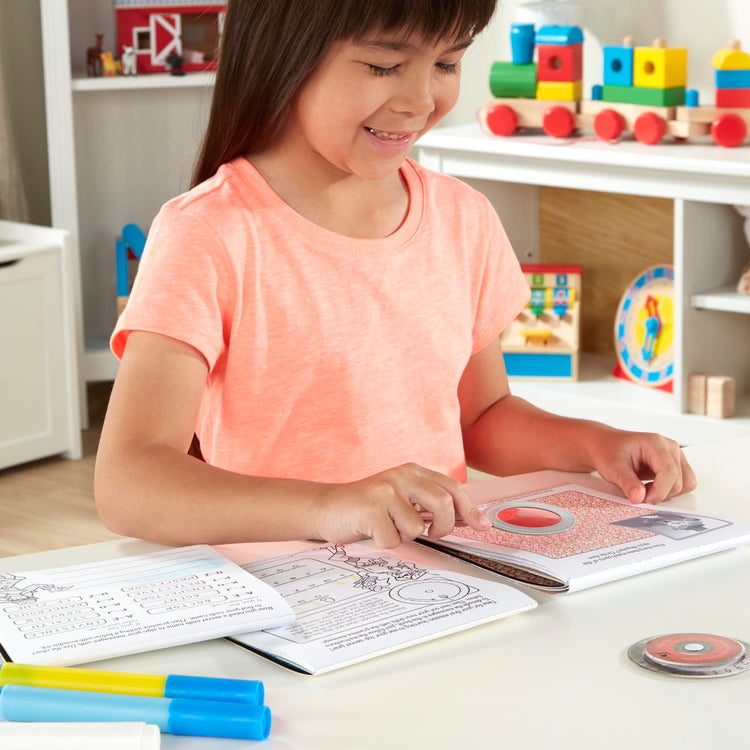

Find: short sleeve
111;203;236;371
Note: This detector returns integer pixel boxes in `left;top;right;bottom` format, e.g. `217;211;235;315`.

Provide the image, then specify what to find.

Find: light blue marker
0;684;271;741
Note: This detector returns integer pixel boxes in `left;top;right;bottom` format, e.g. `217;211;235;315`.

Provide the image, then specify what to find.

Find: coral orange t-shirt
112;157;530;483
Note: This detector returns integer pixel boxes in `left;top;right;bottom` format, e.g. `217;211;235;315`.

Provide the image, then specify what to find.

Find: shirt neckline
230;156;424;254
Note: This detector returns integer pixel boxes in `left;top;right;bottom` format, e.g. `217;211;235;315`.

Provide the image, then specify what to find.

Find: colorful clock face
614;265;675;387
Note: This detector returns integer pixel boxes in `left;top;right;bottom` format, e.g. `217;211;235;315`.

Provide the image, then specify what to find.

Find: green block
602;84;686;107
489;62;537;98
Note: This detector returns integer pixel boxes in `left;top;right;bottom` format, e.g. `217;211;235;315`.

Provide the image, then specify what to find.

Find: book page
221;542;537;674
425;482;750;592
0;546;294;666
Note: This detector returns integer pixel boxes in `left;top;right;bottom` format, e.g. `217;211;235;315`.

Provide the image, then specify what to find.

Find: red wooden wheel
711;113;747;148
633;112;666;145
593;108;625;141
542;106;576;138
486;104;518;136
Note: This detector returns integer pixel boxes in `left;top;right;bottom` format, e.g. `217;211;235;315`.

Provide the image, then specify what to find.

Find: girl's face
285;31;471;182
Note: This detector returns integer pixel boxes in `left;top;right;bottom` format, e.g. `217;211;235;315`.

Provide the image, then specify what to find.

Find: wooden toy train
480;24;750;147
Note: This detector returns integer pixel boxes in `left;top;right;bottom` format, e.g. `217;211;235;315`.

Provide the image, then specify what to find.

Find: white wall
0;0;49;225
446;0;750;127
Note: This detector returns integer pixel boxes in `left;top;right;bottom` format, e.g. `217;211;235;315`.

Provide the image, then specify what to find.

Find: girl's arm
458;338;696;504
95;332;487;547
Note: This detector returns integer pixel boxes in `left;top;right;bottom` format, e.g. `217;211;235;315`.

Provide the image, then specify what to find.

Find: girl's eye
436;62;460;74
367;64;398;76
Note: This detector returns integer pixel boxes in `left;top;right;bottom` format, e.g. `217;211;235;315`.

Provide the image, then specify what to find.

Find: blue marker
0;685;271;741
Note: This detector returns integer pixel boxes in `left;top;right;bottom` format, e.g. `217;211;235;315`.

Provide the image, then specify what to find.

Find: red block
715;88;750;107
537;43;583;82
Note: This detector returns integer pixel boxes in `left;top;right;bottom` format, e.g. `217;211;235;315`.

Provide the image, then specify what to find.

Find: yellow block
633;46;687;88
536;79;582;102
712;47;750;70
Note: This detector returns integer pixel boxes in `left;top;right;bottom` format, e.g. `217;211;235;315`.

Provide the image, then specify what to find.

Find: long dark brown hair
191;0;498;187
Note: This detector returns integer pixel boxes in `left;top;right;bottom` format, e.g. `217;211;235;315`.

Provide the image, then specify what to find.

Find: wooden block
537;43;583;83
687;373;708;415
633;45;688;88
603;84;685;107
706;375;736;419
716;68;750;89
489;62;537;98
603;45;634;87
536;80;582;102
712;43;750;71
716;88;750;108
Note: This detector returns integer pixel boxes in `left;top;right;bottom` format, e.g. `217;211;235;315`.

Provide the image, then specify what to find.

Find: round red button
496;506;563;528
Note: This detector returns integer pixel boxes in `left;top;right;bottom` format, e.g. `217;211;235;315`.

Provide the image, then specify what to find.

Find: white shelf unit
416;124;750;446
40;0;215;388
0;221;82;468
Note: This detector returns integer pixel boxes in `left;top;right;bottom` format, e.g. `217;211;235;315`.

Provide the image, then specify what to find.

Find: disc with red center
488;501;577;535
628;633;750;678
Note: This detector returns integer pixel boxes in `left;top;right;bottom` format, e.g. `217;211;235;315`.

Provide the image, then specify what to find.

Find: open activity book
0;541;536;673
416;480;750;593
2;479;748;674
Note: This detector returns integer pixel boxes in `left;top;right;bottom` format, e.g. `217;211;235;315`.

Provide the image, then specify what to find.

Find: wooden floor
0;383;124;559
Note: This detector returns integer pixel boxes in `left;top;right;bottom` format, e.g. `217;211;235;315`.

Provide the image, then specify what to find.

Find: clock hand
641;295;662;361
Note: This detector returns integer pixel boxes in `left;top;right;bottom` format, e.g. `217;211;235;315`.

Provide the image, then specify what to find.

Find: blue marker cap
164;674;264;705
169;697;271;740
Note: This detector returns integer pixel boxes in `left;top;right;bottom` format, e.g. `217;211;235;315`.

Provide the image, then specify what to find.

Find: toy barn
114;1;226;74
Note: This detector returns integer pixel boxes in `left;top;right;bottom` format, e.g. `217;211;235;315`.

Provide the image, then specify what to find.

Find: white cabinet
40;0;213;385
0;221;82;469
417;124;750;446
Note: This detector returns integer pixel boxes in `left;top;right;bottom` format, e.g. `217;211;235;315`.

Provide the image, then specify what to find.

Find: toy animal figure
166;50;185;76
737;205;750;294
86;33;103;77
100;51;122;77
121;46;136;76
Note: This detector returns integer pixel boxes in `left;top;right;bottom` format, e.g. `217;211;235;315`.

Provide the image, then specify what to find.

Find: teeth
367;127;405;141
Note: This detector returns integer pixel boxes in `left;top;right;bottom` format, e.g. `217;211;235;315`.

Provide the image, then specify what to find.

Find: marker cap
168;698;271;740
164;674;264;705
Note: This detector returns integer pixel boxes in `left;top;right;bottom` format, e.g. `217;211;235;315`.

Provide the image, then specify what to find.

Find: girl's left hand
587;427;697;505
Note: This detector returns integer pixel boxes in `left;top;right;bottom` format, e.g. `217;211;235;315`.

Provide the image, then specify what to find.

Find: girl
95;0;695;549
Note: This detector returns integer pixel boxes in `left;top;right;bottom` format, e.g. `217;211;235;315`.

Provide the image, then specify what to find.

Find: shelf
416;124;750;205
71;72;215;92
691;286;750;314
510;355;750;446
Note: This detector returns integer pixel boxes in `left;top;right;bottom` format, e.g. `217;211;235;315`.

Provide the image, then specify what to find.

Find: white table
2;438;750;749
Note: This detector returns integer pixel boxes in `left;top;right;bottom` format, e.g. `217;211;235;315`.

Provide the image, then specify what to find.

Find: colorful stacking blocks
712;40;750;108
602;38;687;107
535;25;583;101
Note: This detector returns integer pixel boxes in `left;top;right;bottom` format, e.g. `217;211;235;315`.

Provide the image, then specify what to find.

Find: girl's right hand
313;463;491;548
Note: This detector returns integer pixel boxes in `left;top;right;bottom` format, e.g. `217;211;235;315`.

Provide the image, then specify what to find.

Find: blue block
603;46;634;87
536;25;583;45
503;352;573;378
686;88;699;107
715;68;750;89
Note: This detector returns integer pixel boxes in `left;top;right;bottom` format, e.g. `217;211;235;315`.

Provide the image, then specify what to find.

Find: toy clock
614;265;675;388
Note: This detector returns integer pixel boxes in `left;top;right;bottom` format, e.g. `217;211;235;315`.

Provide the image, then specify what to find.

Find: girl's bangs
344;0;497;44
